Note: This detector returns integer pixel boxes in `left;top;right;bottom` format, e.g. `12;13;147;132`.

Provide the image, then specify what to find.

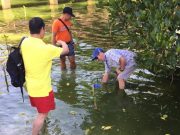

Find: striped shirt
104;49;136;73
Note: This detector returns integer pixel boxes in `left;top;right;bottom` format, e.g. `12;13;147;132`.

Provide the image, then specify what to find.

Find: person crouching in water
92;48;137;92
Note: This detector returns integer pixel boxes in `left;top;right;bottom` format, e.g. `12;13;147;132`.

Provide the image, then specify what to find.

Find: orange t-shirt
52;19;73;43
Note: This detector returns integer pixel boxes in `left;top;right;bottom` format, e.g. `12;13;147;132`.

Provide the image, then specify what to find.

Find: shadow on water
0;0;180;135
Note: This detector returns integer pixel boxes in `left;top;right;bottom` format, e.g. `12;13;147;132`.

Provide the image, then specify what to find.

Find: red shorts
29;91;55;113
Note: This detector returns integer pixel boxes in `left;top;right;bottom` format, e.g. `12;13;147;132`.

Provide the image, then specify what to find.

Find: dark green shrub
100;0;180;78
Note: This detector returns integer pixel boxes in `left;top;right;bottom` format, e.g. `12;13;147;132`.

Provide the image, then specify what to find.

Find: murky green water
0;1;180;135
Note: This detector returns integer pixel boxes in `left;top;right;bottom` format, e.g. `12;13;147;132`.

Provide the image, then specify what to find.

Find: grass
0;33;27;45
0;0;91;45
10;0;47;5
0;3;61;44
0;0;87;9
0;33;52;45
0;0;48;9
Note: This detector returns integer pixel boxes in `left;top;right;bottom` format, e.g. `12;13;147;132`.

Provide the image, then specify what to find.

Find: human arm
102;72;109;83
52;32;57;45
52;20;59;45
102;61;111;83
56;40;69;56
45;41;68;60
119;56;126;71
116;56;126;75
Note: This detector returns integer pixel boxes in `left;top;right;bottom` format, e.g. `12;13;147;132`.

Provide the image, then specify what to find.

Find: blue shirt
104;49;136;73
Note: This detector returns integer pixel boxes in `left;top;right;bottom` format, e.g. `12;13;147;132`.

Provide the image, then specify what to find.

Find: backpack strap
58;18;70;32
18;36;26;102
58;19;73;42
20;87;24;102
18;37;27;48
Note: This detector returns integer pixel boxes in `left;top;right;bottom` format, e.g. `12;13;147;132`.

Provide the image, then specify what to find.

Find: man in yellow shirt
21;17;69;135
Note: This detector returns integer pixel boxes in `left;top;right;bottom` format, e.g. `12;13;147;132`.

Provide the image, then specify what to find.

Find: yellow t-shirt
21;37;63;97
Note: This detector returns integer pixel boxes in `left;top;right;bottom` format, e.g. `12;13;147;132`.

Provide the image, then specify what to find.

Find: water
0;1;180;135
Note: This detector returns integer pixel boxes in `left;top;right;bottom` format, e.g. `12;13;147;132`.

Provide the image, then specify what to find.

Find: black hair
29;17;45;34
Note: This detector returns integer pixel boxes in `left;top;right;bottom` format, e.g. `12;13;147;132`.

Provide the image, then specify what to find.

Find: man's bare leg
118;78;125;90
60;57;66;70
32;113;48;135
68;56;76;69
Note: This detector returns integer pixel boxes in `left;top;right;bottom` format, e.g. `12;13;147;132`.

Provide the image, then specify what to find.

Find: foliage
97;0;109;7
100;0;180;78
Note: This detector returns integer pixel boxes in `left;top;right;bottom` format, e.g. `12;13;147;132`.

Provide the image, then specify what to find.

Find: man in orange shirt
52;7;76;70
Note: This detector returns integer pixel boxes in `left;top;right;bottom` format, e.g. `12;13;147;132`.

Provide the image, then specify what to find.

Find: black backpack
6;37;26;102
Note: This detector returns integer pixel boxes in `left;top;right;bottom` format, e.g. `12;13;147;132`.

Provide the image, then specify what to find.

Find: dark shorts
29;91;55;113
60;41;75;58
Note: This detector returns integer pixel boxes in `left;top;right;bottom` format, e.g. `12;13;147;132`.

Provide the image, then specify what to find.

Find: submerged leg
32;113;48;135
117;65;136;91
68;56;76;69
118;78;125;90
60;56;66;70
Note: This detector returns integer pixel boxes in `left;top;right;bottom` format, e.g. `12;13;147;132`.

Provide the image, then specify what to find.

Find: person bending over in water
92;48;137;92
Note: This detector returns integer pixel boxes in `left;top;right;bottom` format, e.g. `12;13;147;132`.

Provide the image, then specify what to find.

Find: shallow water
0;1;180;135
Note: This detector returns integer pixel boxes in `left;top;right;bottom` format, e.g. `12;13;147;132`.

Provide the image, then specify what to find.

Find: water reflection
55;70;78;104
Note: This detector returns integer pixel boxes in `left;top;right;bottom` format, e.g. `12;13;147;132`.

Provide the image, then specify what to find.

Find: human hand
56;40;65;46
101;73;109;83
116;68;121;75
